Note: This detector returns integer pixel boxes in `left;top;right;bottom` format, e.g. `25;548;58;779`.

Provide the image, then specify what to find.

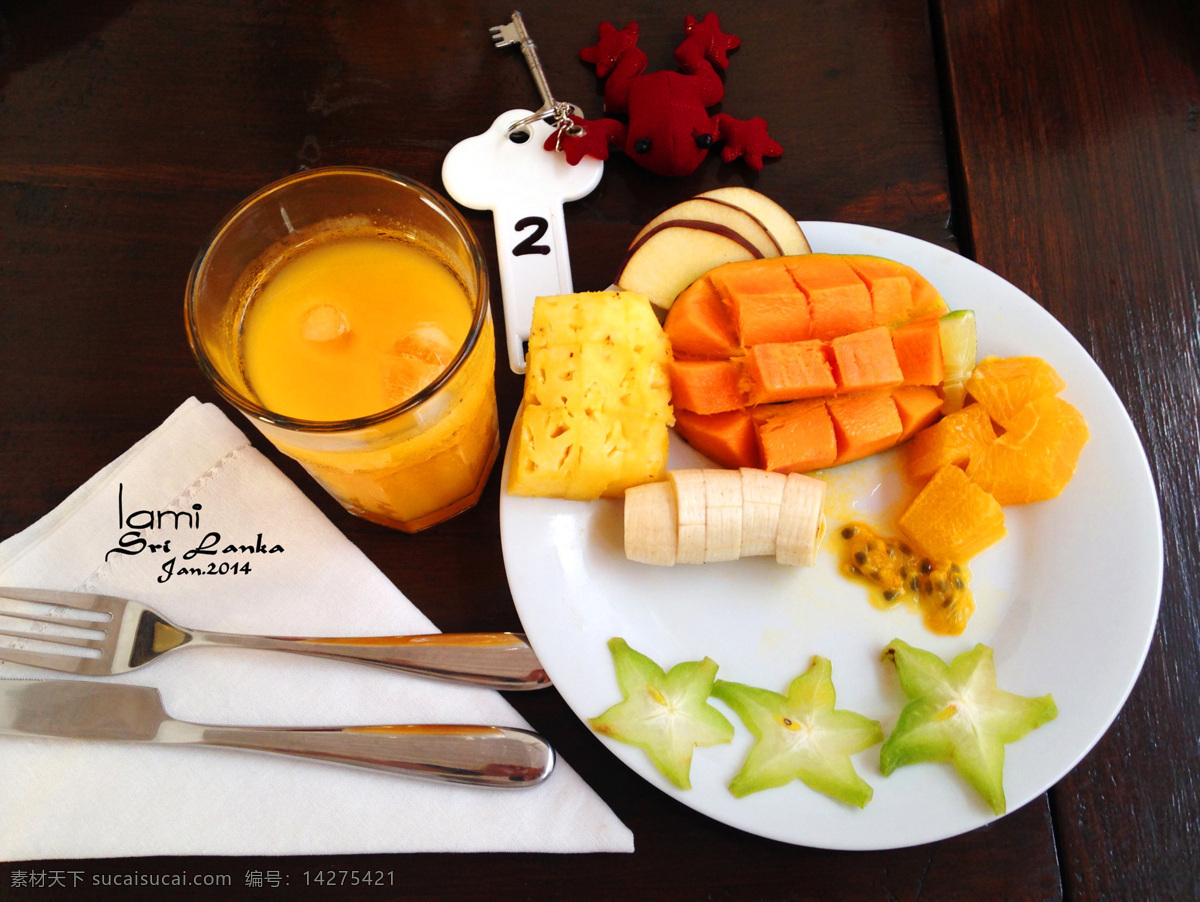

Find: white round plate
499;221;1162;850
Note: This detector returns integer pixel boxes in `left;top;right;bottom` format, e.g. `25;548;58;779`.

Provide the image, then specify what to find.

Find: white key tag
442;109;604;373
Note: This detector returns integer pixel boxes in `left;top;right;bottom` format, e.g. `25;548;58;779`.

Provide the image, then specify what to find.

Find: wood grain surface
1;0;1193;898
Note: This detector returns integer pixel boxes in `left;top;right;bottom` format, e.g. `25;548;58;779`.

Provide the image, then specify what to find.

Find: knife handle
188;631;551;690
161;720;555;787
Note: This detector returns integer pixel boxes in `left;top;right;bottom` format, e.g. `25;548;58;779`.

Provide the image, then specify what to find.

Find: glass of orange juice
185;167;499;532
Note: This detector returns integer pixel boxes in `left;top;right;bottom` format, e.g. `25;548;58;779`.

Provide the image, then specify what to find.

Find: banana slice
671;470;708;564
739;468;788;557
776;473;826;566
703;469;743;562
625;467;826;567
623;481;678;566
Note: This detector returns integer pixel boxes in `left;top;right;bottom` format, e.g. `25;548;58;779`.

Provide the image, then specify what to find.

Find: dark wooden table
2;1;1196;898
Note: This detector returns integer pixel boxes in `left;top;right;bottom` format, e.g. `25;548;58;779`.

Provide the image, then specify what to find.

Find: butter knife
0;679;555;787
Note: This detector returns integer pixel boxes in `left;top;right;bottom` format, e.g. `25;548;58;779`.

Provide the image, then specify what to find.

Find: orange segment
905;402;997;484
898;463;1006;562
966;395;1089;504
966;355;1066;427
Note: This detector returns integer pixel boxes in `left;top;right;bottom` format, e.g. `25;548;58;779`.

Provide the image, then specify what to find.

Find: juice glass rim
184;165;490;435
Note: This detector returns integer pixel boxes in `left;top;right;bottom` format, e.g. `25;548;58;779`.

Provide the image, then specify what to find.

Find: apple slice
615;225;760;312
632;197;782;258
697;187;811;257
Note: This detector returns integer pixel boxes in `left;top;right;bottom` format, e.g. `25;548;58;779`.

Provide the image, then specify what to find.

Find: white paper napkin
0;398;634;860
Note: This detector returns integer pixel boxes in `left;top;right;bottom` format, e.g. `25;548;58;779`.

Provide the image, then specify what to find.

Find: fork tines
0;589;113;673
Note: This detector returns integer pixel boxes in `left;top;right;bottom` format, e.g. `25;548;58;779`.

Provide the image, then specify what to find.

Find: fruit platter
499;201;1162;850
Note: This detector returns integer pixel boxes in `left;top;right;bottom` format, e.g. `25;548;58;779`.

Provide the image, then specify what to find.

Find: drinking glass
186;167;499;532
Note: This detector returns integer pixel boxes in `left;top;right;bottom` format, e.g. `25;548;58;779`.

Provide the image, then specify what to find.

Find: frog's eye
694;133;714;149
633;138;653;154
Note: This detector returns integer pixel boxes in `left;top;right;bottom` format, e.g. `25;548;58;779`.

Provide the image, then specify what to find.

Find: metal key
490;11;582;138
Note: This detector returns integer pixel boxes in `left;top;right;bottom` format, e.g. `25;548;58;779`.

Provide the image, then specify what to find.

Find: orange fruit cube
664;276;741;358
966;355;1066;428
967;395;1089;505
898;464;1006;562
905;403;998;484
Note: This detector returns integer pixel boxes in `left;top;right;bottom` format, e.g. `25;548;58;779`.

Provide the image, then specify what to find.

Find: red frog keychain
554;13;783;177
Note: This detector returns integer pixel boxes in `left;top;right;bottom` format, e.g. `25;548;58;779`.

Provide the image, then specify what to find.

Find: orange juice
241;236;474;421
237;230;499;531
187;168;498;532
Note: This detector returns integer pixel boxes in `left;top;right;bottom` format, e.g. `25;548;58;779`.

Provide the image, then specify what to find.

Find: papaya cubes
739;327;906;406
785;256;873;340
827;392;905;465
709;259;810;345
753;386;941;473
664;276;740;358
754;400;839;472
673;409;759;470
893;385;945;440
742;340;836;404
663;253;954;473
666;253;949;355
828;327;904;393
890;319;944;386
846;255;913;325
669;358;744;414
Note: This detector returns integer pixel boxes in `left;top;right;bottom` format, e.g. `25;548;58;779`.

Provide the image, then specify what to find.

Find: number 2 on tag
513;217;551;256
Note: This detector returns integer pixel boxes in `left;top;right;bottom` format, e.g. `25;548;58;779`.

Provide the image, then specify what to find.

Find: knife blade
0;679;166;740
0;679;554;786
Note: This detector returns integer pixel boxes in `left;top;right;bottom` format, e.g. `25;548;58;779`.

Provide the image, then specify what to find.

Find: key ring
507;102;584;137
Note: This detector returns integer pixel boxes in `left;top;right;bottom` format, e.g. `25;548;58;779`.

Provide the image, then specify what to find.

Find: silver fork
0;587;549;690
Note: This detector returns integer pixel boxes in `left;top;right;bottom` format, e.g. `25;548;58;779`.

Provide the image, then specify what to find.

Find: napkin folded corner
0;397;634;859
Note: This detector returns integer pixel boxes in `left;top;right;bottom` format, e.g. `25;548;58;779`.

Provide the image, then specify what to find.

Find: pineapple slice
509;291;674;500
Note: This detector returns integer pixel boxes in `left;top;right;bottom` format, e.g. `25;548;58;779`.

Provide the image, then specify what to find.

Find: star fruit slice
590;638;734;789
879;639;1058;815
712;656;883;807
